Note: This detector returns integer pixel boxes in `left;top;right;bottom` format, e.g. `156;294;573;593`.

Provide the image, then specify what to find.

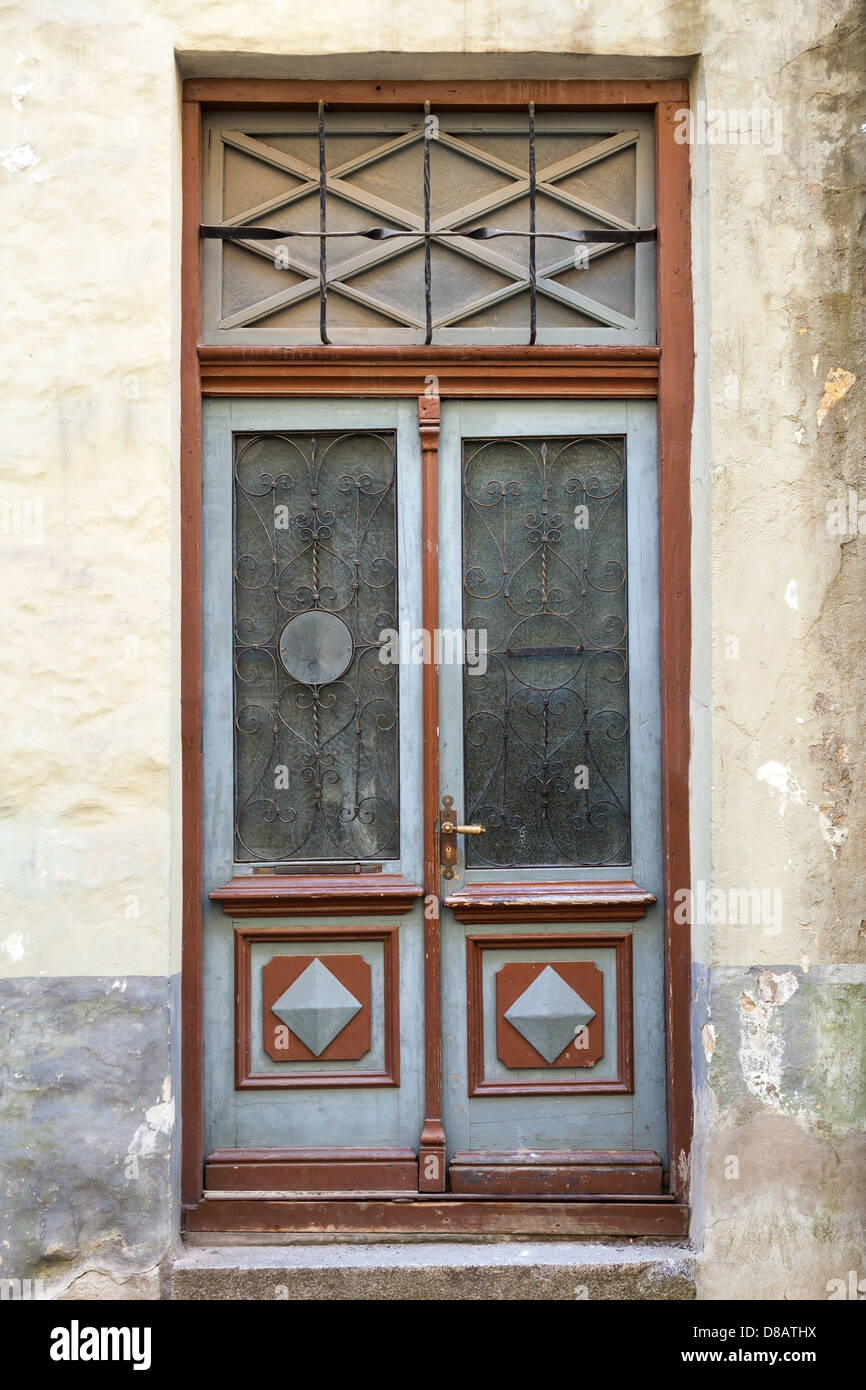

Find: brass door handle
439;795;485;880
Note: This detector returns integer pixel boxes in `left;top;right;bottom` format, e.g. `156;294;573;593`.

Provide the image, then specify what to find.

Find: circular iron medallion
278;611;354;686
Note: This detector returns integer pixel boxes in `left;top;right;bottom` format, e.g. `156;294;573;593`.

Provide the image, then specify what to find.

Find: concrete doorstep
171;1242;696;1300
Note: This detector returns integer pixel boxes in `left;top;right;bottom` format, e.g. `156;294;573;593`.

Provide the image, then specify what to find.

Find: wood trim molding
184;1193;689;1238
205;1148;418;1193
466;931;634;1097
210;873;422;917
449;1150;662;1197
180;78;695;1229
445;879;655;923
180;97;204;1208
234;923;400;1089
184;79;690;109
656;99;694;1203
199;346;660;399
418;392;446;1191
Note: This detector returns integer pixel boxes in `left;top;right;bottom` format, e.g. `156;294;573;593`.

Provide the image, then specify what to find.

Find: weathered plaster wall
0;0;862;1299
0;978;174;1299
688;5;866;1299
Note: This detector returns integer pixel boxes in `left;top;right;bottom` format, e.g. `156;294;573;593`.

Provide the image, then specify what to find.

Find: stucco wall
0;0;862;1299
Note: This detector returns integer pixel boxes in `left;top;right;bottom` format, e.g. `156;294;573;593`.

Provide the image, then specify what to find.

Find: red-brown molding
184;78;689;109
180;78;694;1229
199;346;660;399
418;392;446;1191
449;1150;662;1197
205;1148;418;1193
184;1194;689;1238
210;873;422;917
180;97;204;1209
234;924;400;1089
445;879;655;923
466;932;634;1097
655;98;694;1204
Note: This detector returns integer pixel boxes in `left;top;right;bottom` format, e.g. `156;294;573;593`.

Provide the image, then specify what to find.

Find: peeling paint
817;810;848;856
756;761;806;816
756;761;849;857
738;985;785;1111
1;933;25;962
728;966;864;1145
128;1077;174;1159
701;1022;716;1061
676;1149;690;1193
757;968;799;1006
0;142;38;175
816;367;856;425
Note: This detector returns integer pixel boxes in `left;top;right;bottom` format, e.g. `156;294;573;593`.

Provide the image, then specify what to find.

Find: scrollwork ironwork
462;434;630;867
233;430;399;862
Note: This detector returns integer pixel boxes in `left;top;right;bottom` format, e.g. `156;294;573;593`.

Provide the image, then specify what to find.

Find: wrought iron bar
423;100;433;345
506;645;586;658
201;225;656;243
318;100;330;345
528;101;537;347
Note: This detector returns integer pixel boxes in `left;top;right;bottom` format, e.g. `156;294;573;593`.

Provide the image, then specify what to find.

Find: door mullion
417;392;447;1191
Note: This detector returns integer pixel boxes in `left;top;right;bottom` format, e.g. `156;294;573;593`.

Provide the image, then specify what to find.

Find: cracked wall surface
0;0;863;1299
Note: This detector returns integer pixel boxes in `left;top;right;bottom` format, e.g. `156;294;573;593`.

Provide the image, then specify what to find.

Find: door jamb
180;79;694;1230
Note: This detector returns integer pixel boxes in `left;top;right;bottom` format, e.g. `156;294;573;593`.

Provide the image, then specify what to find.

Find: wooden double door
200;394;666;1210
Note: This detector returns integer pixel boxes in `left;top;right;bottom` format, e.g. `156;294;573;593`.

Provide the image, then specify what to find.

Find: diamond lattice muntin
208;112;649;345
503;965;596;1064
271;957;363;1056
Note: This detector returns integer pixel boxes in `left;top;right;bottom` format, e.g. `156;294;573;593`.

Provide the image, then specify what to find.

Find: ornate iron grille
233;430;399;863
461;435;630;867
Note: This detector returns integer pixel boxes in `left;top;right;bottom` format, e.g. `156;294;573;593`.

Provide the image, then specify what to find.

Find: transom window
201;109;656;346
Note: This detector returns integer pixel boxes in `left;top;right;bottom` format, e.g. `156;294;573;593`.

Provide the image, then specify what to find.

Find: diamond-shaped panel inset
272;957;362;1056
504;965;596;1064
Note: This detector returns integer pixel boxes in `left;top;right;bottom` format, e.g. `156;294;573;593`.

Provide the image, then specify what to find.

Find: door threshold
185;1194;688;1238
183;1230;692;1246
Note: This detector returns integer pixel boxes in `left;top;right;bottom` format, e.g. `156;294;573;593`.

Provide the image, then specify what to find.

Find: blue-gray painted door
200;396;665;1187
437;401;666;1169
201;399;427;1157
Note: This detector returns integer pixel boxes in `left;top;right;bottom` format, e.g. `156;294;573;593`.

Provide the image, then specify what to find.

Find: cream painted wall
0;0;862;1299
0;0;855;967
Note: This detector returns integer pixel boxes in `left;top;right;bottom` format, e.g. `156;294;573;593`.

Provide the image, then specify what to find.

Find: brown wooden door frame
180;79;693;1236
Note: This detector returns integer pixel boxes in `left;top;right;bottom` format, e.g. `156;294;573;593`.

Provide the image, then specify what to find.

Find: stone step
171;1241;696;1300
